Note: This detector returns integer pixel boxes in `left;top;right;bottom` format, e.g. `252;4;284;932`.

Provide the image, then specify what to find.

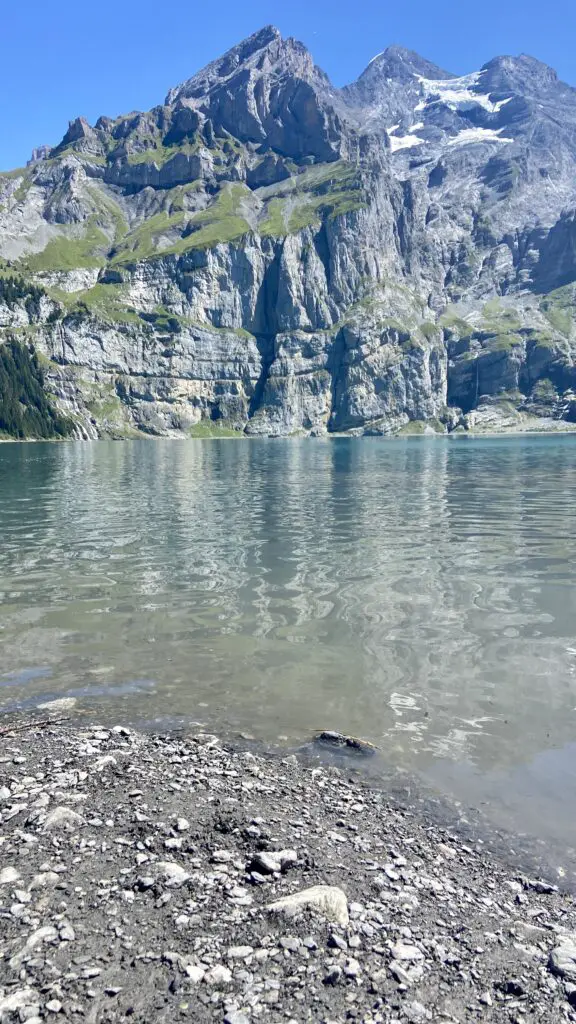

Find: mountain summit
1;28;576;439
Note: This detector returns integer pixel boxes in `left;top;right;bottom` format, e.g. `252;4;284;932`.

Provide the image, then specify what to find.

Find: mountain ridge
1;26;576;439
15;29;574;170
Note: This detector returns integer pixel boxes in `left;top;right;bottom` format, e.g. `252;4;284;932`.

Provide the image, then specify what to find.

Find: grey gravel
0;723;575;1024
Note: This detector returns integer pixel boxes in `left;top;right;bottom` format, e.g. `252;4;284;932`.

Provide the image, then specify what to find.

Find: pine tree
0;339;73;439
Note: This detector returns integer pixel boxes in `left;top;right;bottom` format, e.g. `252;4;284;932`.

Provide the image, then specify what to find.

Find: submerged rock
36;696;78;712
313;730;378;757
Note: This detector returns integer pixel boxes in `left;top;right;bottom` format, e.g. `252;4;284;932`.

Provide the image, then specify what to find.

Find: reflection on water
1;435;576;860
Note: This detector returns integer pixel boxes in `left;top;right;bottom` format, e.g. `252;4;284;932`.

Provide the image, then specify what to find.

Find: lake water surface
1;435;576;872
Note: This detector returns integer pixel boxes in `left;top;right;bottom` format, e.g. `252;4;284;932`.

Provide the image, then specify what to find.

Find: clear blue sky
2;0;575;170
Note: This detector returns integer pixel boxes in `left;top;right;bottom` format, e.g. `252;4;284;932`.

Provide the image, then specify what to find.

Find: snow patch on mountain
389;133;426;152
415;73;512;114
447;127;514;146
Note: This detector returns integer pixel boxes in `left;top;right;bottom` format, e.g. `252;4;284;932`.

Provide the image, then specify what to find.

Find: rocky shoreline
1;724;576;1024
2;417;576;445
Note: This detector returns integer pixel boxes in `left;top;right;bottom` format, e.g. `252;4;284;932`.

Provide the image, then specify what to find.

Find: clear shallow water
1;436;576;866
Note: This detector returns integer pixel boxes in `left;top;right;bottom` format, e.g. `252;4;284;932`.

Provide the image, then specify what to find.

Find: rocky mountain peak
361;45;452;84
60;116;94;145
165;25;318;106
160;26;348;164
480;53;561;94
1;29;576;441
342;45;454;125
27;145;51;166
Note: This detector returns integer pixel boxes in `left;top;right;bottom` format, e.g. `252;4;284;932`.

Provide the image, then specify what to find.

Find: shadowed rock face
1;26;576;438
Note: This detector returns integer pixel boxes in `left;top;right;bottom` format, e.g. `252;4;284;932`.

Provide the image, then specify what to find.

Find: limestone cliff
1;26;576;438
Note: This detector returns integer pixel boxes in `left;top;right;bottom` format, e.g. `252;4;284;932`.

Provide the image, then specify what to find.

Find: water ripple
2;435;576;850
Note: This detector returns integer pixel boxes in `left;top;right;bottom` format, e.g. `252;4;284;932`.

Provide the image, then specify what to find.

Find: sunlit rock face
1;27;576;437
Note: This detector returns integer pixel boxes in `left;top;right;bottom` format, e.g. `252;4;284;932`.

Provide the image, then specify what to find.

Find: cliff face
1;26;576;438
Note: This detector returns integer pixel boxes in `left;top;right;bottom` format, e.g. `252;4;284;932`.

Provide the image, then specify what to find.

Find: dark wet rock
312;731;378;757
324;966;343;986
497;977;526;996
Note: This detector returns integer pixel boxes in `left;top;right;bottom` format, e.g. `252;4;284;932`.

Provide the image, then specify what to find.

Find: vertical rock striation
1;27;576;437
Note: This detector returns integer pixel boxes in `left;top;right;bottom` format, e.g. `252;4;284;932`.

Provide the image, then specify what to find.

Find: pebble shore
1;724;576;1024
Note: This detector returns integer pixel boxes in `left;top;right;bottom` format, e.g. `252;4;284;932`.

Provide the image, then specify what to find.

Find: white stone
9;927;59;968
251;848;298;874
0;989;38;1014
36;268;100;294
25;925;59;950
154;861;190;887
226;945;254;959
212;849;234;863
390;942;425;962
267;885;349;926
184;964;205;983
0;865;21;885
37;697;77;711
93;755;117;772
204;964;232;985
344;957;361;977
389;960;424;986
19;1009;41;1023
29;871;59;890
550;935;576;982
43;806;84;830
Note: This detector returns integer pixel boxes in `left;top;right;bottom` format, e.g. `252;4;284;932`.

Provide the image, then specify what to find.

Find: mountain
1;26;576;438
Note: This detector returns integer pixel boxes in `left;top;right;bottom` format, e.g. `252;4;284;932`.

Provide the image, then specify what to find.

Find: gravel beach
1;723;576;1024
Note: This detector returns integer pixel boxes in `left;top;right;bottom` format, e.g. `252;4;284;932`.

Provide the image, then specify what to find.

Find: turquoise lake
1;435;576;872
